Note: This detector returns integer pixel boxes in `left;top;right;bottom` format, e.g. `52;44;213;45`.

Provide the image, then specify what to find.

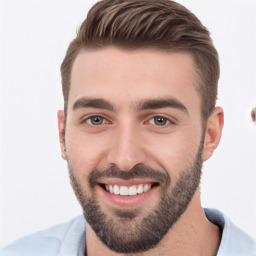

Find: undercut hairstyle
61;0;219;123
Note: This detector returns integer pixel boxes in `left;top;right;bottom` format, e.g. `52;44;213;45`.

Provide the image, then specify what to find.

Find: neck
86;190;221;256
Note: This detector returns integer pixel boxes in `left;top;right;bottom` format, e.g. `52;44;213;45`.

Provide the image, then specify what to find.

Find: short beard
68;141;203;253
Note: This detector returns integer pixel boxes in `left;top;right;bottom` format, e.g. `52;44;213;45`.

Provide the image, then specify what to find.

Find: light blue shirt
1;209;256;255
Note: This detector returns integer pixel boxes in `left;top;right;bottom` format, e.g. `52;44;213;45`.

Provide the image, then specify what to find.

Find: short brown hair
61;0;219;122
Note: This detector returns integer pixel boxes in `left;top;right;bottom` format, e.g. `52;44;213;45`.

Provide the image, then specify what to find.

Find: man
1;0;255;255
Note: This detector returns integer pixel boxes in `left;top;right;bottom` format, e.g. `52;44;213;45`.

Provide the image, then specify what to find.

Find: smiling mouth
100;183;159;196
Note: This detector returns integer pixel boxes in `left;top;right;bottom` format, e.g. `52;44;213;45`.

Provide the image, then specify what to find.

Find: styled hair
61;0;219;122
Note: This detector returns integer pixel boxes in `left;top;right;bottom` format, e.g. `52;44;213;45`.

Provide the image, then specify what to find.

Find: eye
148;116;171;126
85;116;107;126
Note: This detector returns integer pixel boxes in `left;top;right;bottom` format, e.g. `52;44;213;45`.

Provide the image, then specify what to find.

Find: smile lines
103;184;154;196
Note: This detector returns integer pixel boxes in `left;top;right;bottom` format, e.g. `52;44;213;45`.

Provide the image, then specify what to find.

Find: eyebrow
72;97;188;115
135;98;189;114
73;97;115;112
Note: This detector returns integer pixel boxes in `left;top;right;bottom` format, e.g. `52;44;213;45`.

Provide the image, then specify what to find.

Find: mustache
88;164;171;187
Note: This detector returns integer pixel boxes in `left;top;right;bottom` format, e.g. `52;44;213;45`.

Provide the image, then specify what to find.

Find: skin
57;47;224;256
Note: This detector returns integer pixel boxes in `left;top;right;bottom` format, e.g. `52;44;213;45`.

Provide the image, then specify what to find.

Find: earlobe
202;107;224;162
57;110;67;160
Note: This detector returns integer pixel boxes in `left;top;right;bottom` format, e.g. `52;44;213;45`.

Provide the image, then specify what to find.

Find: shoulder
0;215;86;256
205;208;256;256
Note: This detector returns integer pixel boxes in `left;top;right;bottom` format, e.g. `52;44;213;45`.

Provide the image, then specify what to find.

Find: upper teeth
105;184;152;196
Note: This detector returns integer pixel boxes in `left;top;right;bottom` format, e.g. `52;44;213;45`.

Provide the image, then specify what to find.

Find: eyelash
81;115;111;126
81;115;175;128
147;116;174;127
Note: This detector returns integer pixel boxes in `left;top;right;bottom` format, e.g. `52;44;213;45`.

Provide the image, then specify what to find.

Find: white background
1;0;256;246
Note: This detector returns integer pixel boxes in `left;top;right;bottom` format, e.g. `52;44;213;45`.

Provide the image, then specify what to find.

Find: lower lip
99;185;159;208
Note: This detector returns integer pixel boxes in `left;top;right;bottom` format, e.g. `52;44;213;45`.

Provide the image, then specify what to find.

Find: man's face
59;47;206;253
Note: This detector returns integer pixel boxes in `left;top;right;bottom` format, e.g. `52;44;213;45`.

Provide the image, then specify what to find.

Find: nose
107;122;147;171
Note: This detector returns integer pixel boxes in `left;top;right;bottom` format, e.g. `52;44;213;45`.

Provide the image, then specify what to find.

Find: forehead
68;47;200;113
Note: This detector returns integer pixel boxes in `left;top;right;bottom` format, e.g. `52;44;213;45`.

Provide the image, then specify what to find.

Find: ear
202;107;224;162
57;110;67;160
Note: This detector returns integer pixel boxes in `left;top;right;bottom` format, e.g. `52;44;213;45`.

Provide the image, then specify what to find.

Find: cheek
65;131;110;174
145;131;201;175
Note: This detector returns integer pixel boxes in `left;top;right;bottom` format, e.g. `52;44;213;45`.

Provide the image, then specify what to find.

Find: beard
67;140;204;254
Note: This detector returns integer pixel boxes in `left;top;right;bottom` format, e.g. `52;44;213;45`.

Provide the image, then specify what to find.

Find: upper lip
97;178;159;187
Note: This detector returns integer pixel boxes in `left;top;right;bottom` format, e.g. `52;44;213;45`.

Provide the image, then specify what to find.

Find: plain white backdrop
1;0;256;246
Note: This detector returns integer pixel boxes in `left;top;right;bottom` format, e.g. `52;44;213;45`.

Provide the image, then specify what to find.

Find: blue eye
149;116;171;126
86;116;106;126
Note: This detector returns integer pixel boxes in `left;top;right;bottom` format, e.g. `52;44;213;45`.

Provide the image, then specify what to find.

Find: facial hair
67;140;203;253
